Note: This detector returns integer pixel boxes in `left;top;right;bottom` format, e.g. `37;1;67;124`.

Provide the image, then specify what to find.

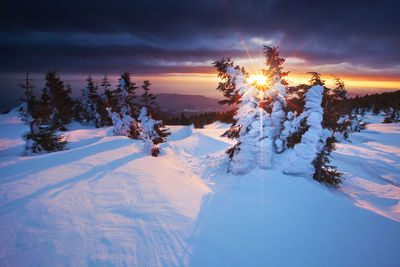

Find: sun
248;75;268;86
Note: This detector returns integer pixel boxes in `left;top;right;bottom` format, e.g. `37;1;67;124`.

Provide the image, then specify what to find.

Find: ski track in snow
0;111;400;266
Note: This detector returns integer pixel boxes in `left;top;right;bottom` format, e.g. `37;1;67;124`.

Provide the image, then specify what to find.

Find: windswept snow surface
0;111;400;266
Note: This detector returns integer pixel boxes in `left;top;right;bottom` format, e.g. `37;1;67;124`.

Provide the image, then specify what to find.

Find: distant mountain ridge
155;93;222;114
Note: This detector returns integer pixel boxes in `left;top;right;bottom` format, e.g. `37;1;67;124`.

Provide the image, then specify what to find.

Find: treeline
19;71;169;156
166;111;235;128
348;90;400;123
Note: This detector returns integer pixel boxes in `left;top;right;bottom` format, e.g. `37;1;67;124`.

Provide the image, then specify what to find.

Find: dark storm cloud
0;0;399;74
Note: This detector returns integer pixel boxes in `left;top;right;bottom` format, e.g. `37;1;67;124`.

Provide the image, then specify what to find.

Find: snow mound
167;125;193;141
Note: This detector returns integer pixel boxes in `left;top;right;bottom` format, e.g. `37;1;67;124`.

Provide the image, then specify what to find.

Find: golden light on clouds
287;73;400;92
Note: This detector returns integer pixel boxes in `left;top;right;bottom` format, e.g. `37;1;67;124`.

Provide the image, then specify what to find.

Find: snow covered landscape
0;109;399;266
1;0;399;265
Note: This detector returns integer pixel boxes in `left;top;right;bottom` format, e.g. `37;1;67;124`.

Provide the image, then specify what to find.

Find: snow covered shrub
18;72;68;154
349;114;367;132
107;108;140;139
138;107;170;157
75;76;106;127
383;107;400;123
23;121;67;154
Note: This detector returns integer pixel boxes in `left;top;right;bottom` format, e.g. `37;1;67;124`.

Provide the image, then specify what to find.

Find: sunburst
247;75;268;86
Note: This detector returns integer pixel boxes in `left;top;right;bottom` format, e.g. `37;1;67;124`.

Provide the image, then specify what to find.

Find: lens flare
248;75;268;86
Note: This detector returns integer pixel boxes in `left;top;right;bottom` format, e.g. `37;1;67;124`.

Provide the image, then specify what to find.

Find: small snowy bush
138;107;170;157
107;108;140;139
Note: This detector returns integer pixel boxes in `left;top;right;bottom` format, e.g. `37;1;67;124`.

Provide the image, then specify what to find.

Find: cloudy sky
1;0;399;109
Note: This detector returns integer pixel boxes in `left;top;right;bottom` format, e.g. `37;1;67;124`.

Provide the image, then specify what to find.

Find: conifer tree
77;76;109;127
107;107;140;139
40;71;74;130
101;74;116;110
19;73;35;123
282;73;344;186
213;58;245;130
114;72;138;116
20;73;68;154
222;66;271;173
23;121;67;154
140;80;159;117
106;72;141;138
138;107;170;157
213;57;244;106
384;107;400;123
263;46;289;85
213;60;247;141
283;84;333;178
259;46;289;159
101;73;111;93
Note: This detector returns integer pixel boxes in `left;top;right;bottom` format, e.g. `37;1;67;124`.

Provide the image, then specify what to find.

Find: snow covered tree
282;73;345;187
214;57;244;106
114;72;138;116
213;58;245;126
138;107;170;157
107;107;140;139
257;46;289;158
283;85;332;175
383;107;400;123
140;80;159;117
106;72;142;139
76;76;97;125
101;74;116;111
23;121;67;154
20;72;68;154
76;76;109;127
213;59;247;141
262;46;289;86
222;66;272;173
216;46;290;172
216;47;352;187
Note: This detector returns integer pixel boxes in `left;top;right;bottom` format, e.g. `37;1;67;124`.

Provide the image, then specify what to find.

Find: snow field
0;111;399;266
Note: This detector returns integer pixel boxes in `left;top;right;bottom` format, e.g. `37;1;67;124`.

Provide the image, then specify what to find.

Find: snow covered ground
0;110;399;266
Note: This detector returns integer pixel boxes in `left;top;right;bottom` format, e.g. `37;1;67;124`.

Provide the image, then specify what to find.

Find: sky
0;0;399;111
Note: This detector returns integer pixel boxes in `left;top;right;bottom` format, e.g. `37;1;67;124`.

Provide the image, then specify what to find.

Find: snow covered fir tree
104;73;169;155
19;72;68;154
106;72;141;139
137;80;170;156
138;107;170;156
74;76;109;128
214;46;364;187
